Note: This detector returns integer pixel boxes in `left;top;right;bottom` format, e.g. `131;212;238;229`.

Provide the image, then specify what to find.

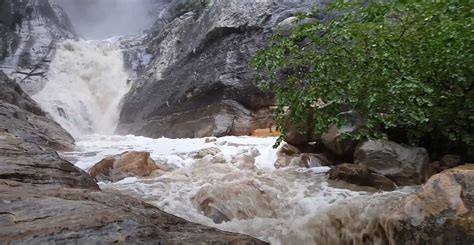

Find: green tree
252;0;473;151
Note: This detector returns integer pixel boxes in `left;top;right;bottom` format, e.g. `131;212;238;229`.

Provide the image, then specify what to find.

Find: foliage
251;0;473;147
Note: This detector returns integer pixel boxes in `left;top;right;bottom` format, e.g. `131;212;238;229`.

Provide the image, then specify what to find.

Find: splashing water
65;135;414;244
33;40;130;138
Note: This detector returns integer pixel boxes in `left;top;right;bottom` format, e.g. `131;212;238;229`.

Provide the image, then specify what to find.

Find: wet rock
275;143;303;168
440;154;462;168
0;71;74;151
321;124;358;157
118;0;319;138
192;180;278;224
89;151;160;182
396;165;474;244
190;147;222;159
301;153;333;168
232;148;260;170
205;137;217;143
284;126;316;146
279;142;301;156
320;111;364;158
327;163;397;191
0;0;76;94
354;140;432;185
275;143;334;168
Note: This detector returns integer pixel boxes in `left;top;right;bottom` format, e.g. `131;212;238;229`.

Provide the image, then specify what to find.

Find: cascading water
33;39;131;138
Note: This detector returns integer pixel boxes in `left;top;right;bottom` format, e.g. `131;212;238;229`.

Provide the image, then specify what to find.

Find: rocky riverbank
0;71;266;244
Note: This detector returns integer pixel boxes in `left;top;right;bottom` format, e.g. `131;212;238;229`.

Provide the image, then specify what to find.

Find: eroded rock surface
354;140;432;185
89;151;162;182
396;165;474;244
0;71;74;151
0;0;76;94
118;0;321;138
327;163;397;191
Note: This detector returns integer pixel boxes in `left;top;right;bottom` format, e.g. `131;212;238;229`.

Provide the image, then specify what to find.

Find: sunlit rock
396;164;474;243
89;151;161;182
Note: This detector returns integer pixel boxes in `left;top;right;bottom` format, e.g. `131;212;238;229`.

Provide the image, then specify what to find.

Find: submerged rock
89;151;162;182
354;140;432;185
192;180;278;224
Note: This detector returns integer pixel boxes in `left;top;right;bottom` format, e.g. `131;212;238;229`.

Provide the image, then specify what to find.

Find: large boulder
299;164;474;244
117;0;320;138
321;111;364;157
89;151;161;182
321;124;358;157
327;163;397;191
395;165;474;244
354;140;432;185
0;71;74;151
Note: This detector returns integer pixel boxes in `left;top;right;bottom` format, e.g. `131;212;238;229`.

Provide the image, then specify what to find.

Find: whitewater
33;39;131;137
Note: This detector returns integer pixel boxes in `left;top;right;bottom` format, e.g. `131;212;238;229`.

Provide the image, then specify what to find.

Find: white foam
33;40;130;138
67;135;373;244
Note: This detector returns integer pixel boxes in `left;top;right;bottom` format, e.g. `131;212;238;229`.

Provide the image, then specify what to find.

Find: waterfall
33;39;130;138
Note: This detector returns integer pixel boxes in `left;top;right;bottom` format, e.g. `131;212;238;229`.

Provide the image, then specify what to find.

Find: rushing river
61;134;412;244
31;39;412;244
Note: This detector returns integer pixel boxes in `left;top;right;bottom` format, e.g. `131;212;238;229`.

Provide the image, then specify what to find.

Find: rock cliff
0;0;76;94
118;0;322;138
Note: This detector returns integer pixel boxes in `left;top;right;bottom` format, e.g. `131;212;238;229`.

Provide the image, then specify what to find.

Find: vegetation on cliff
252;0;473;155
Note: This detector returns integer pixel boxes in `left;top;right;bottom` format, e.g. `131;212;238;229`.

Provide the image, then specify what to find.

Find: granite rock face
118;0;323;138
0;71;74;151
0;0;76;94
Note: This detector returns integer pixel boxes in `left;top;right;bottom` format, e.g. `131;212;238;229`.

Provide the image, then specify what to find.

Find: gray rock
440;154;462;168
118;0;322;138
0;0;76;94
327;163;397;191
354;140;432;185
0;71;74;151
321;111;364;156
395;165;474;244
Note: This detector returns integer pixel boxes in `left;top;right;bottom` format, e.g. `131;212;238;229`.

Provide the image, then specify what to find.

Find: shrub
251;0;473;149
